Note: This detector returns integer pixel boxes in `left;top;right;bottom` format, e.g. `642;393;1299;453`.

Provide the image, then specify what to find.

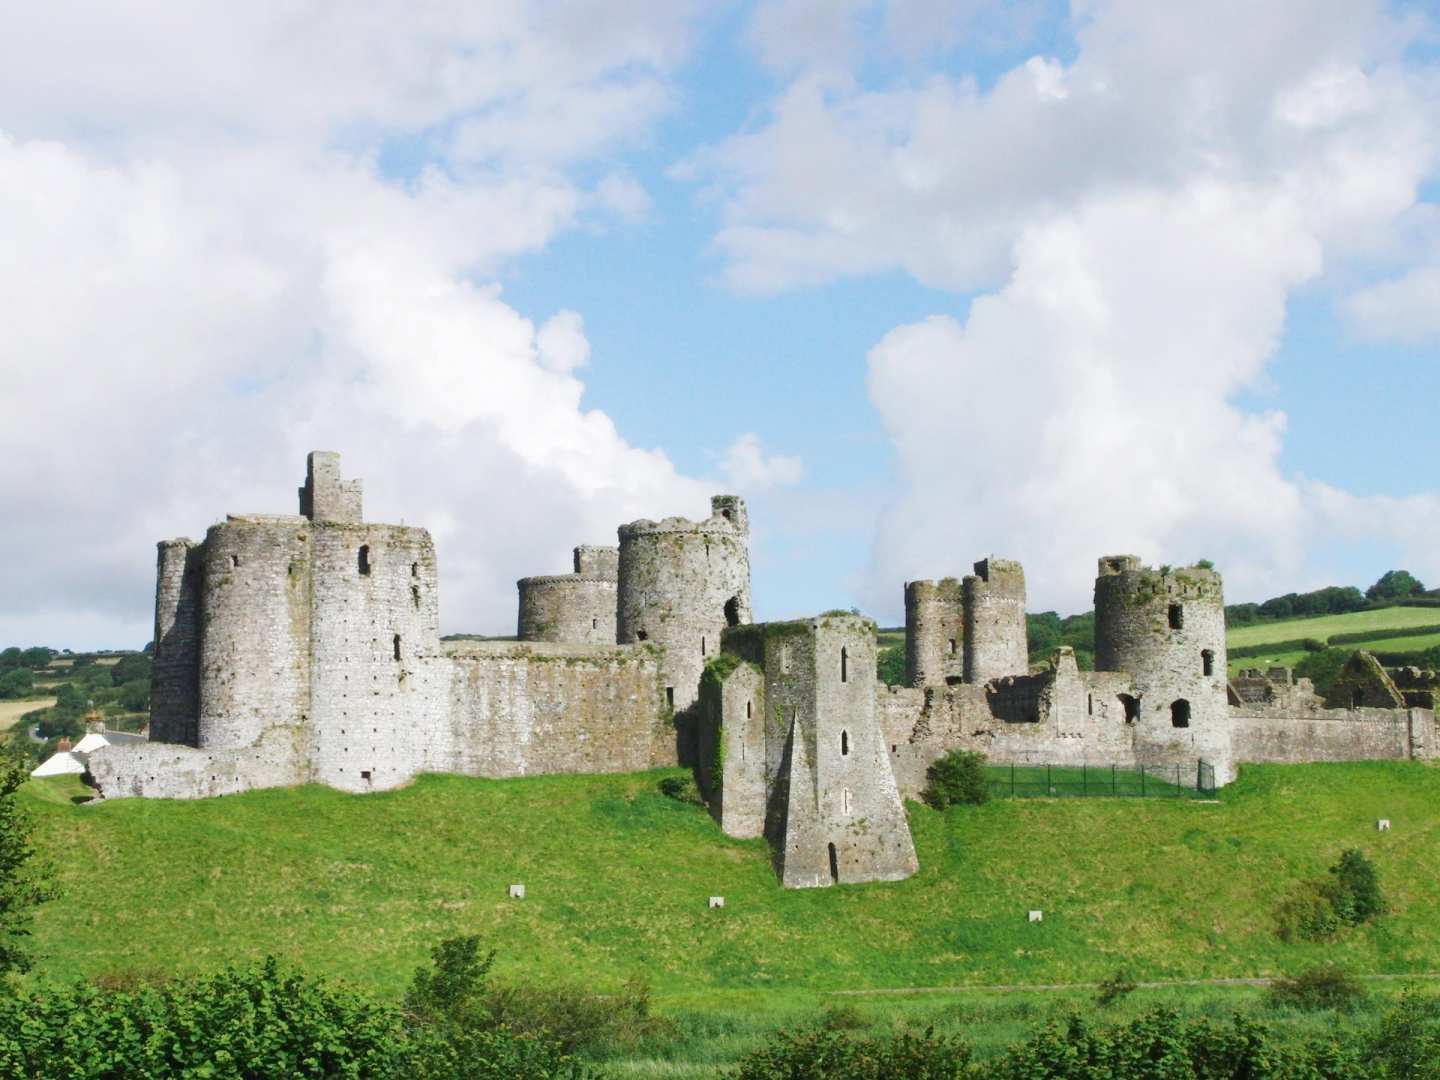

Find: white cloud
694;0;1440;613
1345;264;1440;342
717;433;805;492
0;3;713;649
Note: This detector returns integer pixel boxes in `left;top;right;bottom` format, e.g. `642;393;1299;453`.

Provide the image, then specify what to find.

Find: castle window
701;636;706;656
1168;603;1183;630
592;616;598;630
1119;693;1140;723
393;634;401;662
842;787;852;815
725;596;741;627
948;638;957;656
637;630;648;642
746;700;752;719
411;585;421;610
1087;694;1093;715
1202;649;1215;676
359;545;371;576
841;729;849;756
411;561;418;578
841;647;848;682
666;686;674;710
361;770;371;781
722;508;734;521
230;554;240;569
1171;699;1191;728
828;843;839;884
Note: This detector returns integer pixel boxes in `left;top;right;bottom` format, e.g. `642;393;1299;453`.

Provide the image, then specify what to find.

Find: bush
484;978;669;1056
658;774;703;805
1275;849;1385;943
1268;965;1366;1012
732;1026;973;1079
1095;968;1137;1007
1330;848;1386;924
1275;879;1342;943
923;750;989;809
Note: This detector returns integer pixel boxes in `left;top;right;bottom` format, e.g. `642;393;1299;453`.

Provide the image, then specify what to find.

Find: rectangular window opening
1168;603;1183;630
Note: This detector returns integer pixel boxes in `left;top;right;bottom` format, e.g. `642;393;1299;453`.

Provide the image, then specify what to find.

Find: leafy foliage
877;644;906;687
1267;965;1367;1012
1368;570;1427;601
1275;849;1385;943
731;1025;973;1079
0;754;55;977
923;750;990;809
1292;647;1354;698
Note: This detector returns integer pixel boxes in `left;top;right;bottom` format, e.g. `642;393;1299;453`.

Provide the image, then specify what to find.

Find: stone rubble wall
963;558;1029;682
904;578;964;687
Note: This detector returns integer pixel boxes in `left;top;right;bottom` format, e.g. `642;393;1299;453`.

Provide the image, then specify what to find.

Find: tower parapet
904;578;963;686
298;451;363;524
963;557;1028;683
617;496;752;715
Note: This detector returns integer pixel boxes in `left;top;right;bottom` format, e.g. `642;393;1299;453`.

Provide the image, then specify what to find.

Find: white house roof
31;751;87;777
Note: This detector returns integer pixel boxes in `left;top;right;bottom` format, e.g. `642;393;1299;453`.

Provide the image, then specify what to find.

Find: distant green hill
22;762;1440;1004
1225;606;1440;674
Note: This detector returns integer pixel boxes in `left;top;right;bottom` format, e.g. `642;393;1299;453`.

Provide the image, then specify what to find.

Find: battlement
573;545;619;581
618;495;748;539
298;451;363;525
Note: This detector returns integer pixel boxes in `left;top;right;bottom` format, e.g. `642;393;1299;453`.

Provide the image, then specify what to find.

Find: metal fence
985;761;1217;799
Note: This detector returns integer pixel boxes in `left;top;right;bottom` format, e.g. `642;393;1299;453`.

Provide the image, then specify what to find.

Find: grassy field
0;698;52;732
1226;606;1440;648
18;762;1440;1075
21;762;1440;1000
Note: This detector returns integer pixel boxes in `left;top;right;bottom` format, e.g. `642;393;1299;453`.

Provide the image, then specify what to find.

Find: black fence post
1010;762;1015;797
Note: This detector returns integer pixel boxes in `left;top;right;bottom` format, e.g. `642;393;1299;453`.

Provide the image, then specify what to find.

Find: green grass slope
1227;607;1440;649
21;762;1440;1004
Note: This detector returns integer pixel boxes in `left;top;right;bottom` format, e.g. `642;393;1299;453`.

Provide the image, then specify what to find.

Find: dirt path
827;972;1440;996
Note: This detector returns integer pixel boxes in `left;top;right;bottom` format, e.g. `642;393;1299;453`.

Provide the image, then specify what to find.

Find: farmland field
1226;606;1440;648
0;698;52;732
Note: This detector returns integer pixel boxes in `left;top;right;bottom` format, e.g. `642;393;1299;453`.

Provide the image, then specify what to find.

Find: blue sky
1;1;1439;648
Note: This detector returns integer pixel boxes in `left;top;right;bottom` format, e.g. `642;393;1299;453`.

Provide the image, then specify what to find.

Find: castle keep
90;452;1438;889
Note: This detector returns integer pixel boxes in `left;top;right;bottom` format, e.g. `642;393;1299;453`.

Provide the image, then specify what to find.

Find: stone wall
308;523;443;793
444;641;672;777
617;496;751;716
298;450;362;525
904;578;963;687
150;539;202;746
1232;708;1435;764
963;558;1028;682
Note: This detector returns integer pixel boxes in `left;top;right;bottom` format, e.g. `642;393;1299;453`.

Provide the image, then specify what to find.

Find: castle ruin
88;453;1438;889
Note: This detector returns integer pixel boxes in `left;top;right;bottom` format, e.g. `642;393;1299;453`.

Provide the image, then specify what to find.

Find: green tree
923;750;990;808
1367;569;1426;601
19;648;52;669
0;669;32;700
0;755;56;977
876;645;907;687
1294;648;1352;699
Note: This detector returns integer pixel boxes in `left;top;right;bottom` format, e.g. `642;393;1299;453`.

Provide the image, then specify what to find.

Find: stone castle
88;453;1437;889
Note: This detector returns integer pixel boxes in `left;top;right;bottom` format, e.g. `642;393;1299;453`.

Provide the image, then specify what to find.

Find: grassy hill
1225;606;1440;673
22;762;1440;1000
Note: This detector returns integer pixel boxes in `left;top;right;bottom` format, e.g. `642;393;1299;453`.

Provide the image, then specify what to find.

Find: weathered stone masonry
92;451;1438;891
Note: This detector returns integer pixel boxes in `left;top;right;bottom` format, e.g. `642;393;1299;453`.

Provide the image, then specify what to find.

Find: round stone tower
962;557;1028;683
517;575;617;644
904;578;963;686
1093;555;1232;783
617;495;751;713
197;516;314;752
150;538;203;747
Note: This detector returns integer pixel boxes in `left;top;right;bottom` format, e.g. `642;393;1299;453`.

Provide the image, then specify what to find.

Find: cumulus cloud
1345;265;1440;342
692;0;1440;614
717;433;805;492
0;2;714;649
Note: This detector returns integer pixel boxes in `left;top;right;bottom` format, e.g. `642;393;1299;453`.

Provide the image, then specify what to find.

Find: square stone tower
708;614;918;888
